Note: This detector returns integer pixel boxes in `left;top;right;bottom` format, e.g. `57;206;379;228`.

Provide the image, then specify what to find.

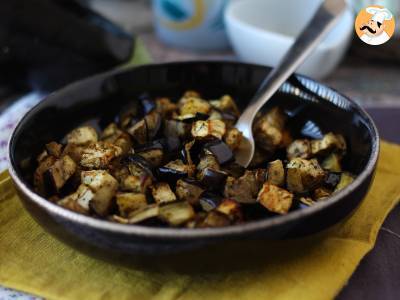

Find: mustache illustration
360;25;376;34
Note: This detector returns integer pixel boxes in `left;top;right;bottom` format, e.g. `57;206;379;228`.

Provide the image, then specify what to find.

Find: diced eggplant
37;150;49;163
34;155;57;195
158;159;194;183
127;204;159;224
101;123;123;143
80;141;122;169
287;139;311;160
116;192;147;217
208;109;223;121
199;192;222;212
323;172;341;189
121;154;155;179
199;211;230;228
175;178;205;205
321;153;342;172
313;187;332;201
156;97;178;116
198;168;228;189
253;107;286;152
45;142;63;158
191;120;226;140
224;170;265;203
216;199;243;222
47;155;77;191
62;143;85;164
174;112;209;123
311;133;346;156
334;172;354;192
115;102;140;130
58;184;94;214
224;128;243;151
127;119;147;144
144;111;162;141
185;211;207;228
179;96;211;116
159;202;195;226
203;140;234;165
210;95;240;117
135;141;164;167
286;158;325;193
121;174;152;193
67;126;98;145
81;170;119;216
151;182;177;204
257;183;293;214
163;120;191;139
266;159;285;187
298;196;316;208
197;153;220;172
139;93;156;115
222;162;246;178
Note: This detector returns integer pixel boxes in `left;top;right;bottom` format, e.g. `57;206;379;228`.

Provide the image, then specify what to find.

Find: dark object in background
0;0;134;92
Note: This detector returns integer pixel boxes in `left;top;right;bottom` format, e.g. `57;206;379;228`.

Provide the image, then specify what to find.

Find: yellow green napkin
0;141;399;300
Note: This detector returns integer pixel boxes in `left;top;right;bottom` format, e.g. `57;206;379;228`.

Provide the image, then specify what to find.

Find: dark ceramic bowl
8;62;379;256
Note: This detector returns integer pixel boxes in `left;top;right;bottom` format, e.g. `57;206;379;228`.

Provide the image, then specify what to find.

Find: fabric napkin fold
0;141;399;300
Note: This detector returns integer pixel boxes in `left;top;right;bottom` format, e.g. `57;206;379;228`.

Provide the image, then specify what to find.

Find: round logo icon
355;5;395;46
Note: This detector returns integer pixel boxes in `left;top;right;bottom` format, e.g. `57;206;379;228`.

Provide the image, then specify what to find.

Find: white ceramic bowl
225;0;354;79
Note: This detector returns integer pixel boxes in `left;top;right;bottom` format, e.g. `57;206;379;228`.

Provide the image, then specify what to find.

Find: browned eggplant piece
47;155;77;191
144;110;162;141
210;95;240;117
80;141;122;169
135;141;164;167
313;187;332;201
156;97;178;116
197;153;220;172
198;168;228;190
138;93;156;115
151;182;177;204
45;142;63;158
174;112;209;123
266;159;285;187
116;192;147;217
62;143;86;164
115;101;140;130
203;140;234;165
257;183;293;214
286;139;312;160
323;172;341;189
185;211;207;228
199;192;222;212
67;126;98;146
199;211;230;227
311;132;346;157
127;119;147;144
321;153;342;172
159;202;195;226
179;96;211;116
175;178;204;205
58;184;94;215
101;123;123;143
158;159;194;183
216;199;243;222
224;128;243;151
127;204;159;224
286;158;325;193
334;172;354;192
34;155;57;195
191;120;226;140
224;170;266;203
298;196;316;209
164;120;191;139
121;154;155;179
81;170;119;216
120;174;152;193
222;162;246;178
253;107;286;152
37;150;49;163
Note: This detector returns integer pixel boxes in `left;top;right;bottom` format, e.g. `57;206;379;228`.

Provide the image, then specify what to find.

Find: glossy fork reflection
234;0;346;167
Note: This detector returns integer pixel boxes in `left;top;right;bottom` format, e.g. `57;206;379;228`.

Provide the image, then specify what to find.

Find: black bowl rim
8;61;380;239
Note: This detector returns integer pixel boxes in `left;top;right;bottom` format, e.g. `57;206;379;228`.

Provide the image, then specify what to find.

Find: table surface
1;1;399;299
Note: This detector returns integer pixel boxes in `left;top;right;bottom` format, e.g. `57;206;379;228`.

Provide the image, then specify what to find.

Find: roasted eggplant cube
45;142;63;158
204;140;234;165
121;175;152;193
122;154;155;179
159;202;195;226
128;204;159;224
191;120;226;140
253;108;286;152
47;155;77;191
210;95;240;117
200;211;231;228
136;145;164;167
156;97;177;116
101;123;123;143
224;170;264;204
224;128;243;151
144;111;162;141
313;187;332;201
334;172;354;192
151;182;177;204
81;170;119;216
164;120;191;139
216;199;243;222
321;153;342;172
179;96;211;116
299;196;315;207
311;133;346;156
159;159;194;182
286;158;325;193
127;119;147;144
198;168;228;189
175;179;204;205
287;139;311;160
257;183;293;214
67;126;98;146
199;192;222;212
266;159;285;187
80;142;122;169
34;155;57;195
116;193;147;217
197;154;220;173
58;184;94;214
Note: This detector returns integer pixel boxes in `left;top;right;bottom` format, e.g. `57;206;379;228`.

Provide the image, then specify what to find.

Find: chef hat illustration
366;7;393;24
